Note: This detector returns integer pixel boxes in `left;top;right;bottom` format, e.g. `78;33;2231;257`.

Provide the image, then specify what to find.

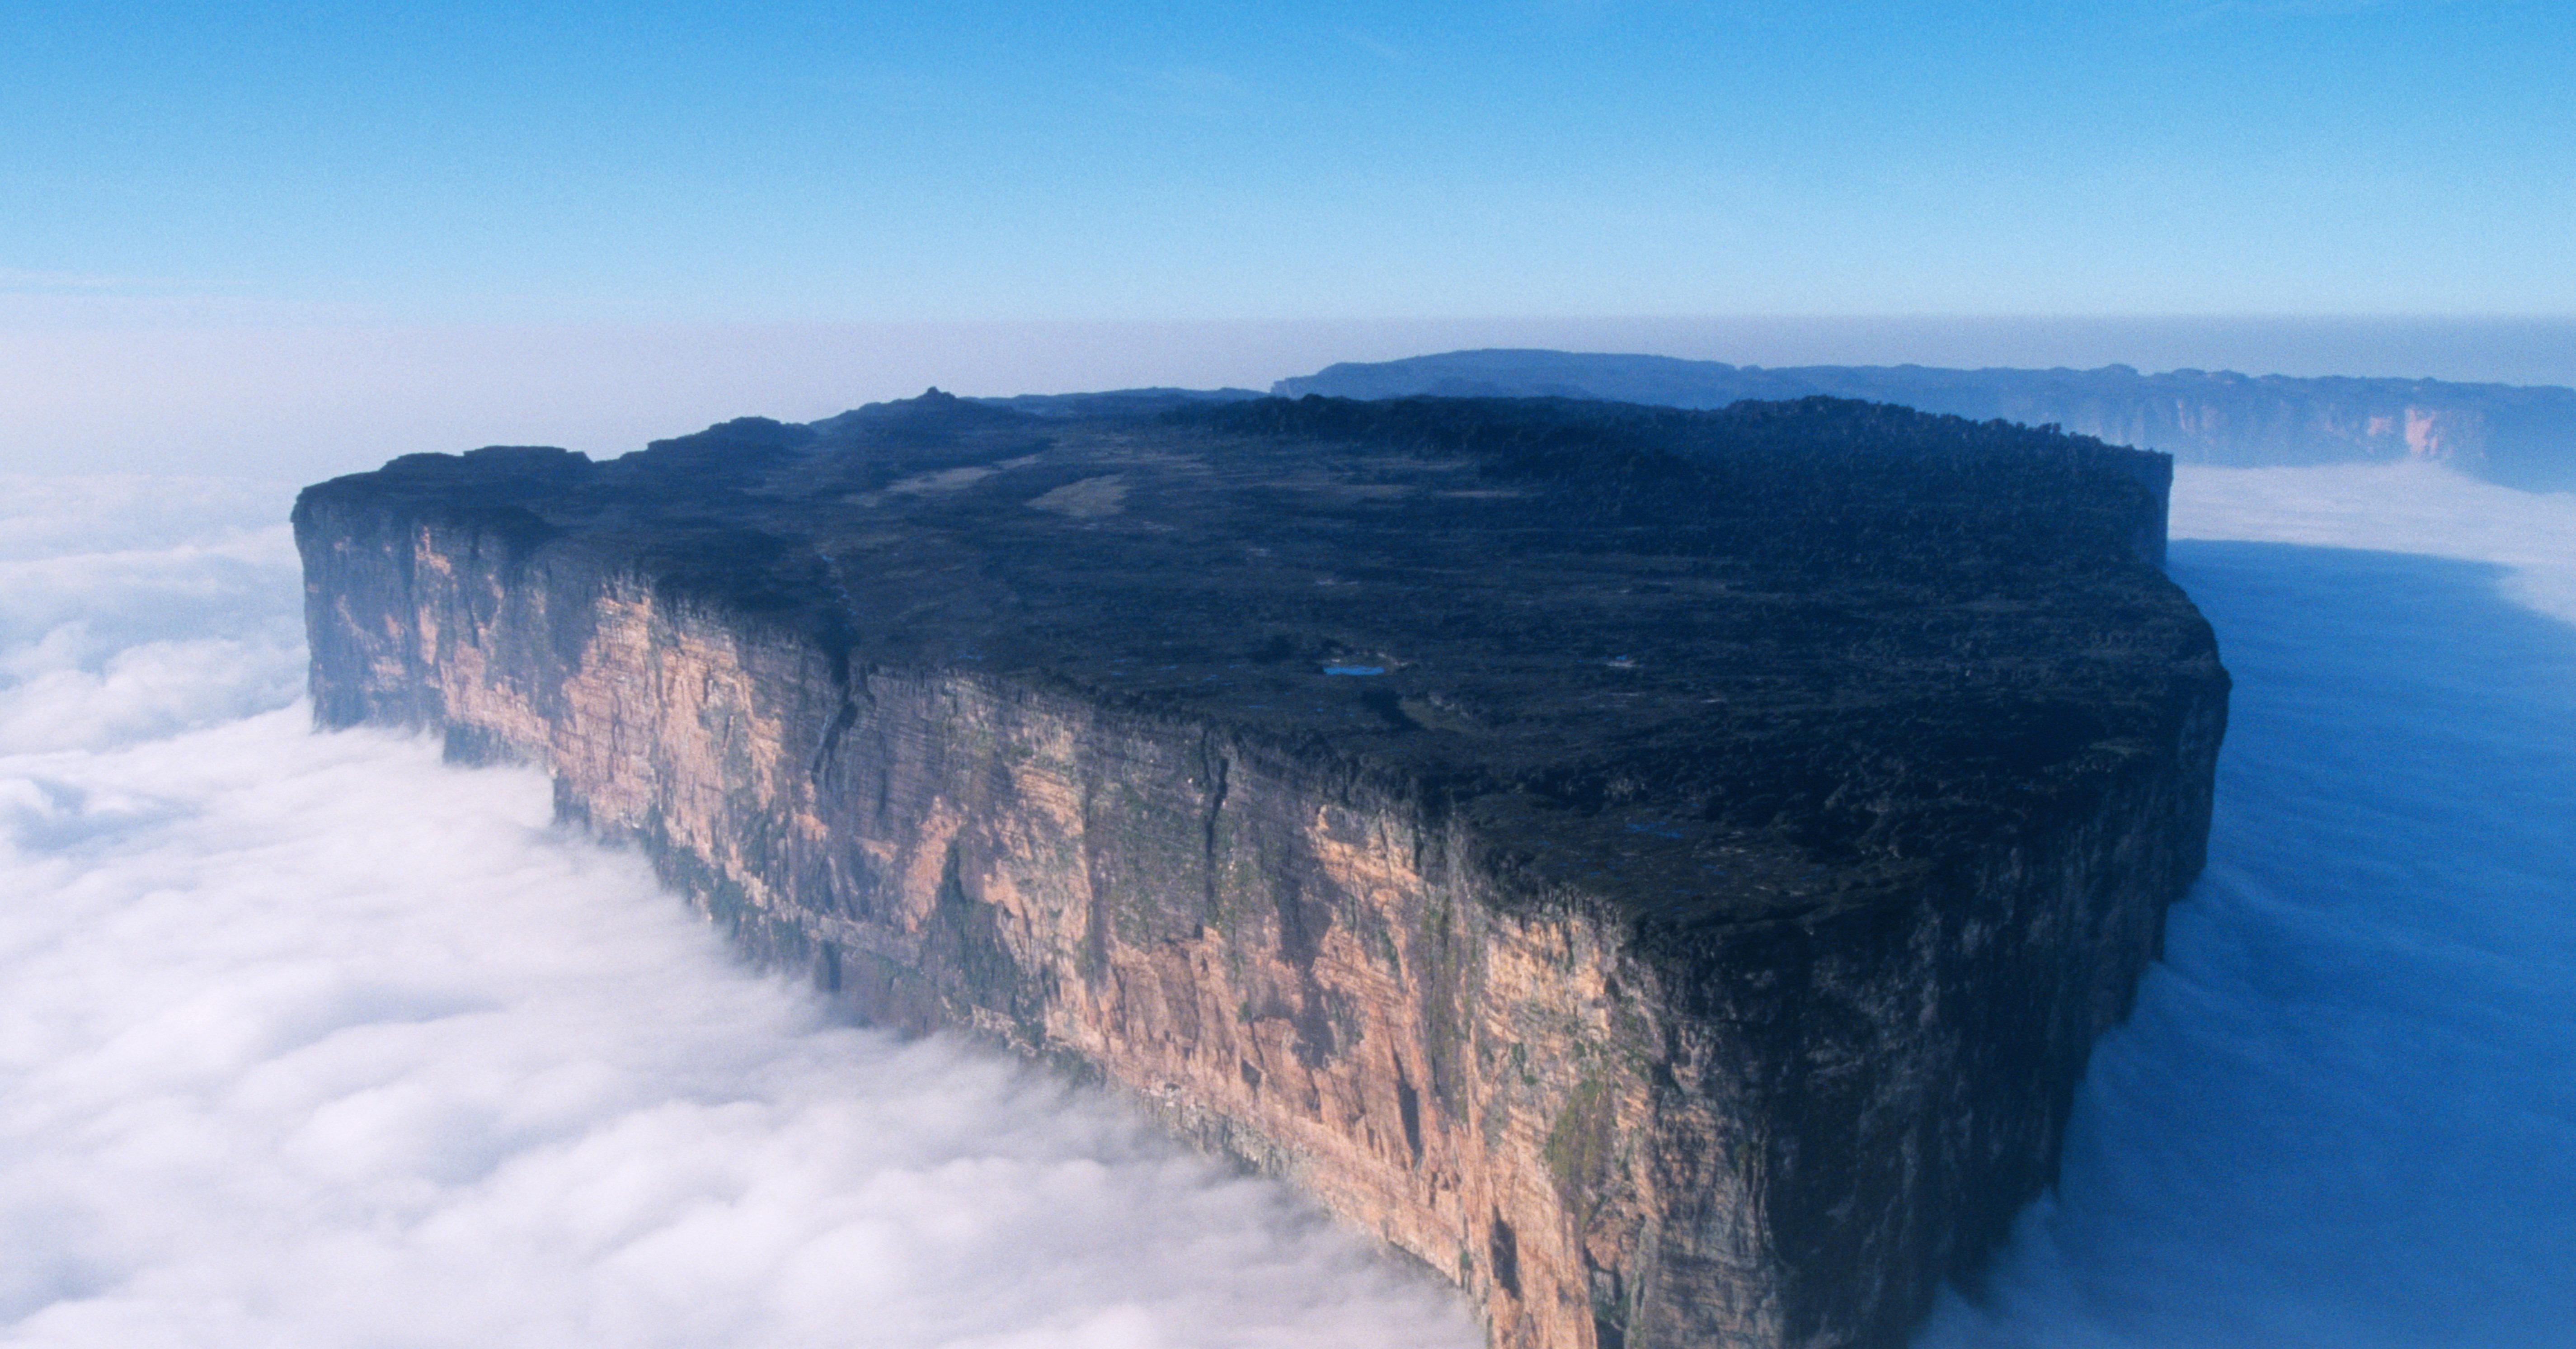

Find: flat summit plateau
298;391;2227;1349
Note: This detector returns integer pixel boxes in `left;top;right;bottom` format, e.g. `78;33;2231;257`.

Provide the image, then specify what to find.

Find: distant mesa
1274;348;2576;492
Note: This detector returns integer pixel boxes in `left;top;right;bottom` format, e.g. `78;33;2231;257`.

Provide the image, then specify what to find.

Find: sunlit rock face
294;393;2227;1349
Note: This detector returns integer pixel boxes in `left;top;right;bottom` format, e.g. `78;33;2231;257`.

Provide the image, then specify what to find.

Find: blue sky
7;1;2570;323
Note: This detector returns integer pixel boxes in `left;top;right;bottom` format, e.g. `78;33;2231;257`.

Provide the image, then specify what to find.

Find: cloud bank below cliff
7;461;2567;1349
1920;464;2576;1347
0;479;1476;1349
2171;461;2576;627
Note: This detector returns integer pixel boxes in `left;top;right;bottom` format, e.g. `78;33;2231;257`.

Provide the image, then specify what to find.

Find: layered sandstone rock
296;393;2228;1349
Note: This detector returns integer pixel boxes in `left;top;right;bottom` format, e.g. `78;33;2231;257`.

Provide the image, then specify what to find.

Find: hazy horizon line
10;313;2576;480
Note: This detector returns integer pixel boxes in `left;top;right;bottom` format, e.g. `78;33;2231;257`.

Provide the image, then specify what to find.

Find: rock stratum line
295;393;2228;1349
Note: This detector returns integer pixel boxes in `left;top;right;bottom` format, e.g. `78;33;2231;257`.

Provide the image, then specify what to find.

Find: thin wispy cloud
1337;30;1410;65
2179;0;2409;21
0;270;130;292
0;269;231;296
1105;63;1261;120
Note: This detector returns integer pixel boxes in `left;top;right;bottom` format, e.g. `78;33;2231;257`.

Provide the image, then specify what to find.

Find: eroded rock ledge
295;393;2228;1349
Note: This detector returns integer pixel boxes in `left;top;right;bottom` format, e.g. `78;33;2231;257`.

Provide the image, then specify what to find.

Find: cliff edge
295;393;2228;1349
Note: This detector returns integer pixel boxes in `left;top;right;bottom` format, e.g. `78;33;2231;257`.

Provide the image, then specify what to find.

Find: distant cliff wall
1276;350;2576;491
295;477;2223;1349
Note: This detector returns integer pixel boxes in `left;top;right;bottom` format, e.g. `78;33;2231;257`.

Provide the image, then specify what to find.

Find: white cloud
0;478;303;751
0;478;1476;1349
26;458;2567;1349
0;269;161;293
2172;460;2576;627
1922;463;2576;1345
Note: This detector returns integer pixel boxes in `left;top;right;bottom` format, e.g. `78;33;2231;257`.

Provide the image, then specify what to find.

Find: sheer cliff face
296;396;2228;1349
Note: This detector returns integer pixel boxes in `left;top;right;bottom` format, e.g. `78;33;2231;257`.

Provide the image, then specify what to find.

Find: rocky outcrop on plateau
295;392;2228;1349
1277;349;2576;491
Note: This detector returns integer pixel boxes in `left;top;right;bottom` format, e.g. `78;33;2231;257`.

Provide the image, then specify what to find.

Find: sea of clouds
0;479;1478;1349
2;461;2568;1348
1922;463;2576;1348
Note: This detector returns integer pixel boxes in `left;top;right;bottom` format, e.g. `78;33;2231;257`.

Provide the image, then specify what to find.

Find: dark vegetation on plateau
299;391;2214;929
